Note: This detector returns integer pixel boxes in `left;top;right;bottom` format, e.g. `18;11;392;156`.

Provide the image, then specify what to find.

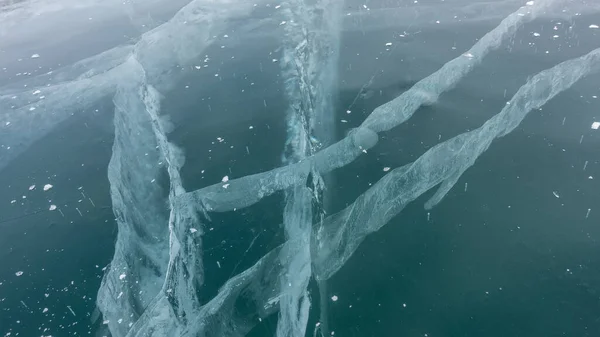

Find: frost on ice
1;0;599;337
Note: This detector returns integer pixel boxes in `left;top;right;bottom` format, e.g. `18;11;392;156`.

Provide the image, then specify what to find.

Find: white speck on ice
31;54;40;58
103;320;110;324
33;90;41;95
280;21;286;25
402;303;407;307
385;42;392;46
42;308;48;313
10;200;16;204
331;295;338;301
49;205;57;211
194;66;201;69
383;167;391;172
275;4;281;9
590;24;599;29
28;185;35;190
43;184;53;191
552;191;560;198
222;183;230;189
5;122;10;126
526;1;534;5
553;35;559;38
15;271;23;276
592;122;600;129
29;107;36;111
533;32;540;37
223;34;229;38
119;273;126;280
190;228;198;233
222;176;229;182
463;53;474;59
249;125;254;129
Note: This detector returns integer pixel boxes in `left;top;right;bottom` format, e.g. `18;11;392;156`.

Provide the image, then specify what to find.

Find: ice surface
101;2;600;336
2;0;598;336
0;0;257;172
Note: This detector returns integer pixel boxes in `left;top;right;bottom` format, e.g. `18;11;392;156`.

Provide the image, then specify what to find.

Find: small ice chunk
222;176;229;182
526;1;534;5
15;271;23;276
29;107;36;111
42;308;48;313
28;185;35;190
280;21;286;25
222;183;230;189
590;24;599;29
49;205;57;211
552;191;560;198
43;184;53;191
119;273;126;280
533;32;540;37
331;295;338;301
195;66;201;69
190;228;198;233
592;122;600;129
33;90;41;95
31;54;40;58
383;167;391;172
5;122;10;126
275;4;281;9
463;53;474;59
10;200;16;204
385;42;392;46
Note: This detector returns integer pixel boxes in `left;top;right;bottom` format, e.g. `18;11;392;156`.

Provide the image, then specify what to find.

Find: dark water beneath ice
1;0;600;336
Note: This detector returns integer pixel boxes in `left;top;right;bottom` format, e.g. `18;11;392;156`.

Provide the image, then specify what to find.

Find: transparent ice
1;0;599;336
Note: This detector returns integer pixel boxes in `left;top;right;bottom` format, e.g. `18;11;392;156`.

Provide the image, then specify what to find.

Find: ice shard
277;1;342;336
97;62;170;337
